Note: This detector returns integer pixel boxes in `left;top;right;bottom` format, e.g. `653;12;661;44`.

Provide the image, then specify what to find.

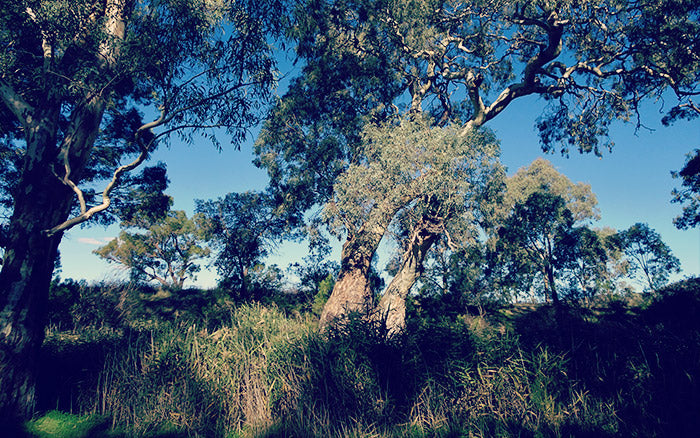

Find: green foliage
47;278;86;330
672;148;700;229
109;163;173;228
37;278;700;437
94;210;210;289
259;0;700;212
497;192;575;303
504;158;600;224
46;279;242;332
557;227;611;302
25;411;111;438
0;0;289;231
196;191;296;297
290;249;339;306
612;222;681;292
311;274;335;317
323;116;502;240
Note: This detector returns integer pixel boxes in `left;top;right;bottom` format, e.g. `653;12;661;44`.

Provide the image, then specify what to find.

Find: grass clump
25;411;110;438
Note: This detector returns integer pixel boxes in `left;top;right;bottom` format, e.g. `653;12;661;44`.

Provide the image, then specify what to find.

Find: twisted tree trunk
320;191;416;330
319;224;385;329
376;215;441;336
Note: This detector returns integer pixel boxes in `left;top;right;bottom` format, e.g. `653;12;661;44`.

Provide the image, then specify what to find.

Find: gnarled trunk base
376;217;440;336
319;264;374;329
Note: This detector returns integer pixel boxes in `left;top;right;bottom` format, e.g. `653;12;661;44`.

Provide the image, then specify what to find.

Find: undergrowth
32;278;700;437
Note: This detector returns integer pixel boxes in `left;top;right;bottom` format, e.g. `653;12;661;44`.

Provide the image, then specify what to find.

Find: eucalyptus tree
0;0;289;420
256;0;699;326
497;192;576;306
321;116;503;331
503;158;600;224
195;191;296;299
613;223;681;292
494;159;600;304
557;226;610;302
94;210;210;289
672;149;700;229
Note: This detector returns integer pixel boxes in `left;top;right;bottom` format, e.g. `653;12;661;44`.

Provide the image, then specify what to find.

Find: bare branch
43;109;164;236
461;10;565;134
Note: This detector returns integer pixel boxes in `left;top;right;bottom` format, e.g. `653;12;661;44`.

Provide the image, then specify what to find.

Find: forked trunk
319;202;401;330
376;216;440;336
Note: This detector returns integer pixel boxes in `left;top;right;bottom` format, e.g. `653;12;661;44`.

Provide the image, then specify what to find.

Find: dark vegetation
2;0;699;431
19;276;700;437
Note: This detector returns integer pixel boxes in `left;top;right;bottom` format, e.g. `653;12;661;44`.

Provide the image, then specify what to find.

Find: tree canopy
253;0;700;327
95;210;210;289
195;191;295;298
504;158;599;224
613;222;681;292
257;0;700;217
319;115;503;330
672;149;700;229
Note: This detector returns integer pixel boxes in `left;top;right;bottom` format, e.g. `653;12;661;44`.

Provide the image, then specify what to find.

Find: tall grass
36;279;700;437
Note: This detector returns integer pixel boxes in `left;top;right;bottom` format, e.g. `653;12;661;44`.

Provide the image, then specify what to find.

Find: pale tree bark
0;103;109;421
0;0;127;422
319;220;387;329
318;9;567;331
0;109;74;421
375;215;442;336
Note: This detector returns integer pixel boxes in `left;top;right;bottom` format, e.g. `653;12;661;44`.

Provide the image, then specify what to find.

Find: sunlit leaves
94;210;210;289
323;116;502;239
504;158;599;224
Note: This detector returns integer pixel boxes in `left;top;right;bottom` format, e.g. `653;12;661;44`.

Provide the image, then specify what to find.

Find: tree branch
0;79;35;127
461;10;565;134
43;110;164;236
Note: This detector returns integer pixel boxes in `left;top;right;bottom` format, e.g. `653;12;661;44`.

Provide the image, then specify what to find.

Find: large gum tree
320;116;503;332
255;0;700;329
0;0;288;421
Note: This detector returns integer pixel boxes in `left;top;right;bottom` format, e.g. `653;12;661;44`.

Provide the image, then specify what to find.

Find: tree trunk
1;100;106;421
545;264;560;307
319;235;377;329
0;150;75;422
319;197;407;330
376;216;440;336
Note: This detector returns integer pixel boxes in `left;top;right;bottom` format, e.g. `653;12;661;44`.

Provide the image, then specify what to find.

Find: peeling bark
376;216;441;336
319;232;380;329
319;189;414;330
0;1;121;417
0;126;75;421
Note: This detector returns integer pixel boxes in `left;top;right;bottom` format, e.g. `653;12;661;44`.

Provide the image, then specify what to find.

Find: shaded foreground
18;278;700;437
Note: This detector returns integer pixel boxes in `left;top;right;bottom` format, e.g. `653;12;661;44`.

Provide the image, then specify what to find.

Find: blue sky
57;91;700;289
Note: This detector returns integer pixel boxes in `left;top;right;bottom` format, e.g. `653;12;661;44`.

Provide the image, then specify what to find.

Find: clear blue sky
57;89;700;289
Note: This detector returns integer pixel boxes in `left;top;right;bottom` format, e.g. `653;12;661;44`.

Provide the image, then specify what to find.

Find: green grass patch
26;411;110;438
